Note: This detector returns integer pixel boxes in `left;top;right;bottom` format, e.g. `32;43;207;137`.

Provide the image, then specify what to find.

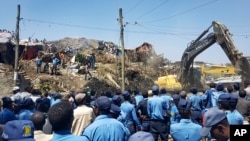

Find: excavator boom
179;21;250;90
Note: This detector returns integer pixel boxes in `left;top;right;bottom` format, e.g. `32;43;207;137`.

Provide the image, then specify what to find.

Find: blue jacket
82;115;130;141
51;130;89;141
0;108;16;124
134;94;143;106
147;95;166;120
226;110;244;125
120;101;141;127
170;119;202;141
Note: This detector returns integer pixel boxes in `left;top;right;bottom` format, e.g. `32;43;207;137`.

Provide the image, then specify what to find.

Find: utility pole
119;8;125;92
14;5;20;86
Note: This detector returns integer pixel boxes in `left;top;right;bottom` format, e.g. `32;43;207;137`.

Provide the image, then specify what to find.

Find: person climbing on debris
36;55;42;74
59;52;65;68
51;56;60;75
84;62;92;80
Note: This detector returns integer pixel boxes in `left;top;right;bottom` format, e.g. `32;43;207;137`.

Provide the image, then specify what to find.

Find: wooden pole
14;5;20;86
119;8;125;92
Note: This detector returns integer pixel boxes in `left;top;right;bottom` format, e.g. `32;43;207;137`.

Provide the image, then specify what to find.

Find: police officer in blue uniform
147;85;168;141
187;87;203;125
170;99;202;141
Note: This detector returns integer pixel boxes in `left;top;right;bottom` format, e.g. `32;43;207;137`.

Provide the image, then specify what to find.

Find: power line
22;18;118;32
131;0;169;22
144;0;219;24
21;18;250;38
124;0;145;16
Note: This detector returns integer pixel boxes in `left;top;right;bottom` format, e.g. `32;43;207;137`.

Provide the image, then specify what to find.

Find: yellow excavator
154;74;182;92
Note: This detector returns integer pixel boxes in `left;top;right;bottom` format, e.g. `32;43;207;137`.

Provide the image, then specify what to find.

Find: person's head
172;94;180;105
233;82;240;91
122;91;131;101
218;94;230;110
201;108;230;141
151;85;159;95
48;101;73;131
94;96;111;115
226;85;234;93
179;91;187;99
2;120;35;141
35;98;50;113
2;97;14;109
112;95;122;106
133;88;139;95
110;104;121;119
190;87;197;94
74;93;86;106
177;99;191;119
21;98;35;110
31;111;46;130
209;82;217;88
229;94;238;111
238;90;247;98
160;88;167;94
142;90;148;99
244;79;250;88
216;83;224;91
105;91;113;98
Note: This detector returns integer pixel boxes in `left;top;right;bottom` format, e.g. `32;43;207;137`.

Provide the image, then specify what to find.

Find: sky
1;0;250;64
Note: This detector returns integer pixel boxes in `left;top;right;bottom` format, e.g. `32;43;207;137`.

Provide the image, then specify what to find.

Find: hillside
0;37;168;97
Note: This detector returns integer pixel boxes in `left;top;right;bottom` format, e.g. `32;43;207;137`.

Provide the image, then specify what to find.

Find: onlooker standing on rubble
84;62;92;80
60;52;65;68
51;56;60;75
36;55;42;74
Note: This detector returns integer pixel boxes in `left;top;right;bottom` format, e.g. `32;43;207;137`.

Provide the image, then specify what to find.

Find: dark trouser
52;65;57;75
37;65;41;73
141;120;150;132
126;124;136;135
191;110;202;125
150;120;168;141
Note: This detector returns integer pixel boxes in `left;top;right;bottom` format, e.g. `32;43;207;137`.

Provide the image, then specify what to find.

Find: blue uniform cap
2;120;35;141
112;95;121;104
122;90;130;97
200;108;226;137
2;96;13;103
94;96;111;112
172;94;180;100
190;87;197;93
110;104;121;116
128;131;154;141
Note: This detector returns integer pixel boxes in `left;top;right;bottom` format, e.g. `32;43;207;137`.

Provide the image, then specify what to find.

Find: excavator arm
179;21;250;89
